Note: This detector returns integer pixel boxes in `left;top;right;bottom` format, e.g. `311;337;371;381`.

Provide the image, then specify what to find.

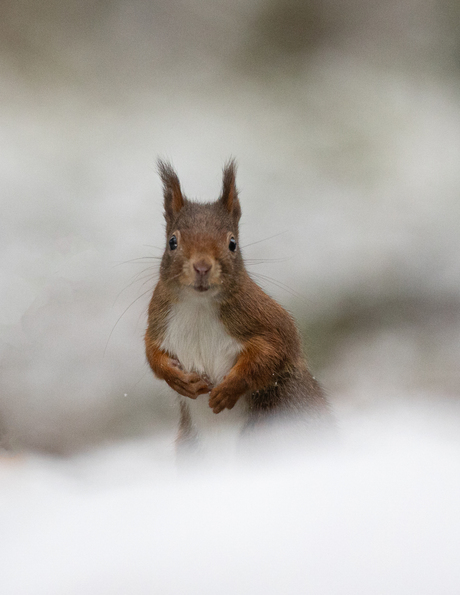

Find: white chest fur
160;292;247;456
161;292;242;385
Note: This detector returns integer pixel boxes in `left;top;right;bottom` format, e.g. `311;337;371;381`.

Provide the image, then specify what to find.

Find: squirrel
145;159;332;452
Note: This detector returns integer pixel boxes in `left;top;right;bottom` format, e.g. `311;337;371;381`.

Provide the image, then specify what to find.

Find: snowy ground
1;402;460;594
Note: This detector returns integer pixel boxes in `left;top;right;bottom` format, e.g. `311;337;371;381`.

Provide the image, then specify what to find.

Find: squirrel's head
158;159;243;297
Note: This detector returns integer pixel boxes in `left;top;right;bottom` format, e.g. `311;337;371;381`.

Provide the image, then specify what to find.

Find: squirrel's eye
169;235;178;250
229;237;237;252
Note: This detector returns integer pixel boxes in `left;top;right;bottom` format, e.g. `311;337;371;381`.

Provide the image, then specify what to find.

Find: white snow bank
0;403;459;595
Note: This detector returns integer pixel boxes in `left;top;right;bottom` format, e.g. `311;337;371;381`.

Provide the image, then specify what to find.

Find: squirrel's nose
193;260;212;277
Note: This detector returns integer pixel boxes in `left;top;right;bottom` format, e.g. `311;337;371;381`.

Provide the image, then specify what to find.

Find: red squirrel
145;160;331;448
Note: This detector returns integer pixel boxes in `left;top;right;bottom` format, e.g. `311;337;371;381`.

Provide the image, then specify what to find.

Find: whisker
104;287;155;357
143;244;164;252
242;231;287;249
125;368;150;394
249;272;301;298
121;273;158;297
160;267;185;283
137;274;159;290
113;266;159;306
113;256;161;267
126;265;158;283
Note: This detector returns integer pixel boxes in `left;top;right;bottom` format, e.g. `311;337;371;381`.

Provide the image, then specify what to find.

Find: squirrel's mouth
192;281;221;294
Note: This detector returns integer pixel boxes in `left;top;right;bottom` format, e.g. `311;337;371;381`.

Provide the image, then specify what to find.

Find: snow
1;405;460;594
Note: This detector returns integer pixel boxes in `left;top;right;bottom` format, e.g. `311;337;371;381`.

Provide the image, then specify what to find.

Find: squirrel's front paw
165;366;213;399
209;385;241;414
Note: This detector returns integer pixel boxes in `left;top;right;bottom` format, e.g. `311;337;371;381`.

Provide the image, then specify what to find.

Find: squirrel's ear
220;159;241;222
158;159;184;223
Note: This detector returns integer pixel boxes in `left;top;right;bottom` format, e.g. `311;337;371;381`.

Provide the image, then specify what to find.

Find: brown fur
145;160;331;432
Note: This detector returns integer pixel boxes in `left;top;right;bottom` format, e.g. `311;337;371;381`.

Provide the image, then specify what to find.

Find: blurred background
1;0;460;453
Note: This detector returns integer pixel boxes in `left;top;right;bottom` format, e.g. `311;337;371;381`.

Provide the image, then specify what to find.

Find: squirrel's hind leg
175;399;199;460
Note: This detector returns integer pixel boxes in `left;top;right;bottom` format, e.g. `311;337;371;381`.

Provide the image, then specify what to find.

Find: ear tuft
220;158;241;221
158;159;184;223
